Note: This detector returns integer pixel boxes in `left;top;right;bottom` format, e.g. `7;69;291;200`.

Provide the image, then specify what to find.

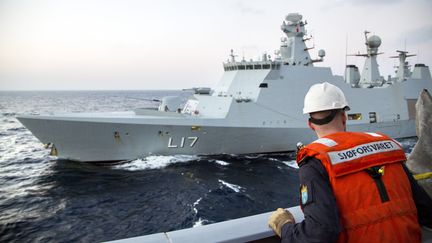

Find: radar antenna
229;49;237;62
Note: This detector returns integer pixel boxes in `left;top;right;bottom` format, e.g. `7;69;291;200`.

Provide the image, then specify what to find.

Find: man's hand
268;208;295;237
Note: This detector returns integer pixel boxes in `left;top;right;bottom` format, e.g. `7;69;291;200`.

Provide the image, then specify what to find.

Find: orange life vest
296;131;421;243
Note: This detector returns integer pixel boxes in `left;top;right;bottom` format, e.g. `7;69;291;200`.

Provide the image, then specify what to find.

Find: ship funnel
345;65;360;87
412;64;432;80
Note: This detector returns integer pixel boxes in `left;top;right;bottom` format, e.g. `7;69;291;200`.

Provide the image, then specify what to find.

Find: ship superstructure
17;13;432;162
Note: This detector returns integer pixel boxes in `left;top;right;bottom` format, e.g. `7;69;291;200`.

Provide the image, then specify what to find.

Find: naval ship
17;13;432;162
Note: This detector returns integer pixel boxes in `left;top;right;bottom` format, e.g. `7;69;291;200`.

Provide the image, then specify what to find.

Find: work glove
268;208;295;237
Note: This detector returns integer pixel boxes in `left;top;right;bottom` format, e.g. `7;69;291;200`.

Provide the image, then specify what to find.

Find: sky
0;0;431;90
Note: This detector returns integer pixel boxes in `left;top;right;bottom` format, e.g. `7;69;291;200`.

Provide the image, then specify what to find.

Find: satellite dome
318;49;326;58
285;13;302;23
367;35;381;48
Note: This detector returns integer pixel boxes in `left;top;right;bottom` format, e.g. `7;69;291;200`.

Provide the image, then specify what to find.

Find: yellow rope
414;172;432;180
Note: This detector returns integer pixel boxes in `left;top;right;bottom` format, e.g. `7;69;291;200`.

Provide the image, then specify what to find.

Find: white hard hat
303;82;349;114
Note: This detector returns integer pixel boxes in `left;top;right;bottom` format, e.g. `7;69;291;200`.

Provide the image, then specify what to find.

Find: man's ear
308;120;315;131
342;111;347;126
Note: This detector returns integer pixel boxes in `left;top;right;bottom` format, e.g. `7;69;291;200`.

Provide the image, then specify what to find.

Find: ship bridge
223;60;281;72
222;48;281;72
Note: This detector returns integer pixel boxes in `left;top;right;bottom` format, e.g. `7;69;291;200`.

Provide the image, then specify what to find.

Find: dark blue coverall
280;157;432;243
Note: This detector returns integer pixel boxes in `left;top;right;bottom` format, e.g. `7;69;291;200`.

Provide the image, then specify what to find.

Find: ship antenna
417;48;420;63
345;34;348;68
364;30;370;47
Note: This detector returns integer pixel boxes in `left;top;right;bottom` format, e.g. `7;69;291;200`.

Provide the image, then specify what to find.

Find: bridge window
254;65;262;69
259;83;268;88
238;65;245;70
271;64;281;69
246;65;253;70
263;64;270;69
369;112;377;123
348;113;362;120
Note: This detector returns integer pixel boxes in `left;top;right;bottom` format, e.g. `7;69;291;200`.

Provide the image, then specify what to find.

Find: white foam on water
212;160;229;166
282;160;299;169
192;197;202;214
113;155;199;171
191;197;207;228
218;179;243;193
192;217;208;228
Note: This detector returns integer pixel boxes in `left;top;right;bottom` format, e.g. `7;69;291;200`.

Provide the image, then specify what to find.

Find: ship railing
105;204;432;243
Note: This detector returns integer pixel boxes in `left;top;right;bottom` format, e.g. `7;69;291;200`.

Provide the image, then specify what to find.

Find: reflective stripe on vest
300;132;407;177
327;140;400;164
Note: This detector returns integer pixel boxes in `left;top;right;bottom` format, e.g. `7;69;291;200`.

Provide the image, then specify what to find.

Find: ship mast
390;50;416;82
348;31;384;87
280;13;316;66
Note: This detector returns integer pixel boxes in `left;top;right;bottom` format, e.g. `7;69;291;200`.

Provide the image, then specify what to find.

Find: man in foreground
268;82;432;242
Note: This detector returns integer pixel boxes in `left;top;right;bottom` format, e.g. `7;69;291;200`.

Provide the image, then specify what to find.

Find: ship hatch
407;99;417;119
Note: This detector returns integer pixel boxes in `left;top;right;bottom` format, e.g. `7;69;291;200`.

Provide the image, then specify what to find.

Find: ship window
348;113;362;120
259;83;268;88
369;112;377;123
233;66;238;70
246;65;253;70
238;65;245;70
224;66;227;71
254;65;262;69
263;64;270;69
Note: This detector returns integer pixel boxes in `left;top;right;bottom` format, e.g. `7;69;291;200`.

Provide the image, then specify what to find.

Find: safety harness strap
308;109;339;125
365;166;389;203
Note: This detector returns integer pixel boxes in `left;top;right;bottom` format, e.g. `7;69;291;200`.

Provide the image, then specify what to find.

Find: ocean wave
218;179;243;193
112;155;199;171
7;127;26;132
1;112;17;117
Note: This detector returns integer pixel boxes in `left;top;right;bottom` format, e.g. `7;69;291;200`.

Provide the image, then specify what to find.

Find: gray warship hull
17;115;313;161
17;116;415;162
17;76;426;162
17;13;432;162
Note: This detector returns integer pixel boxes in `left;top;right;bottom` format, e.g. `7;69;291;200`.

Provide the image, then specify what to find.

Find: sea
0;90;417;242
